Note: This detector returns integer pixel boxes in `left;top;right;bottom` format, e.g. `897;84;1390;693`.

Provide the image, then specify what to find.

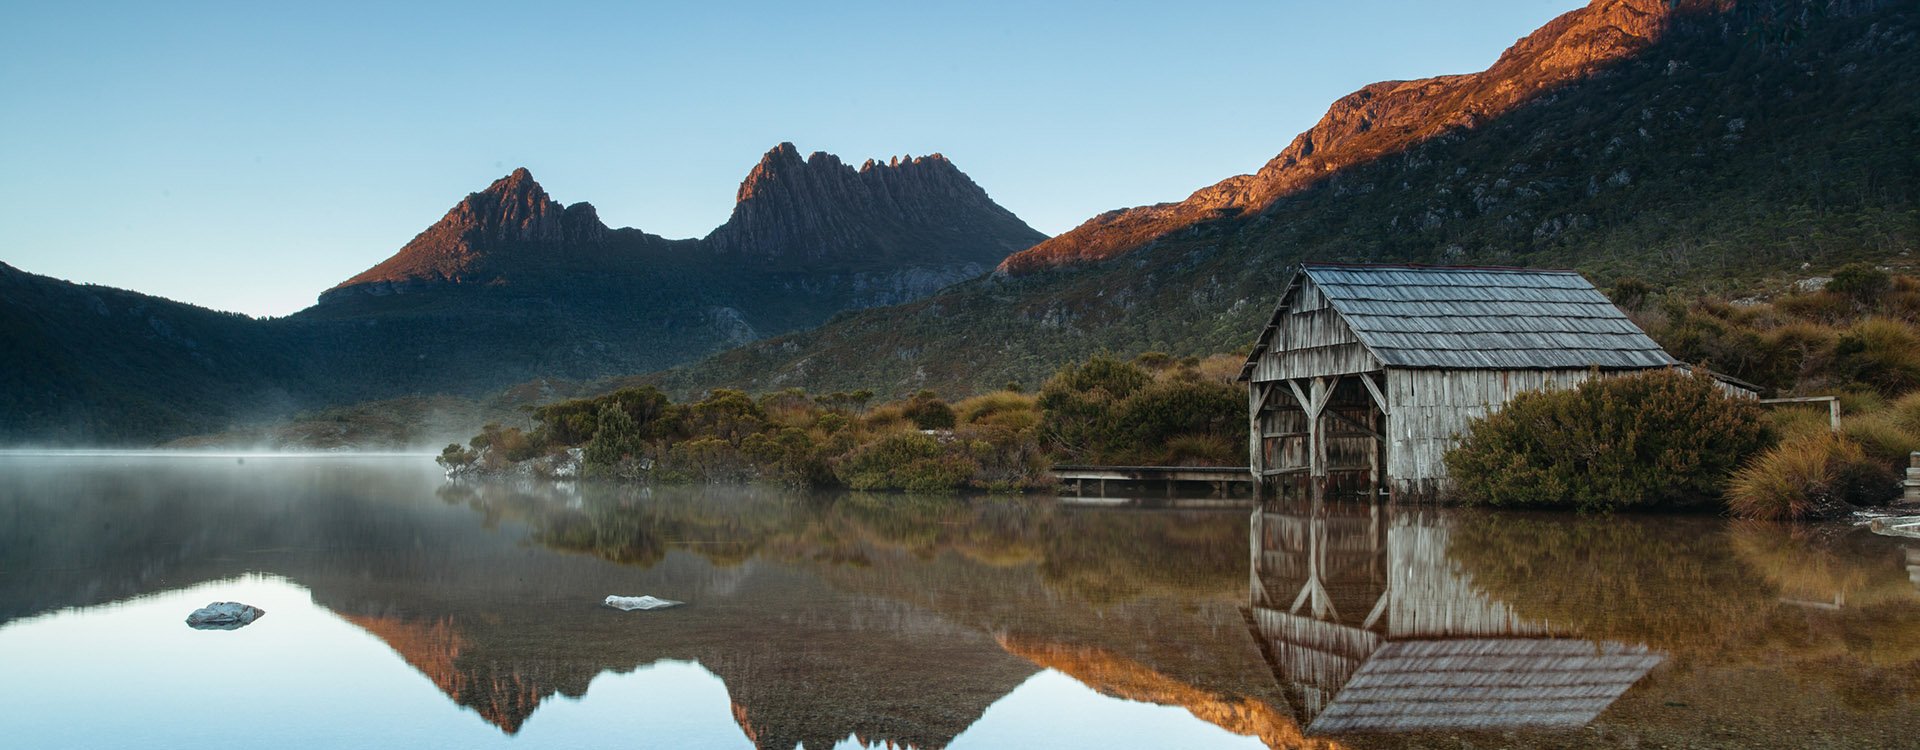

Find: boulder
185;601;266;630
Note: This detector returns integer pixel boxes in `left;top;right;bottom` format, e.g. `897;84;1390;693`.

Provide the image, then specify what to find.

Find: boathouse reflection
1248;498;1662;735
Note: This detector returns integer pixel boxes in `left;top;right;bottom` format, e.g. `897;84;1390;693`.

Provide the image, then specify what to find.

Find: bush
833;432;978;492
1727;432;1888;520
1828;263;1892;306
1841;412;1920;466
1036;354;1244;465
902;391;957;430
1444;368;1769;511
954;391;1039;430
1834;319;1920;396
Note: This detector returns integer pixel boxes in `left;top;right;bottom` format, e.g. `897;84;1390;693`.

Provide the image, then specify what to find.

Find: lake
1;454;1916;749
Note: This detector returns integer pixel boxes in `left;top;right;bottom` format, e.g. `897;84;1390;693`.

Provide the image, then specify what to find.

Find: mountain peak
325;168;605;296
709;143;1044;264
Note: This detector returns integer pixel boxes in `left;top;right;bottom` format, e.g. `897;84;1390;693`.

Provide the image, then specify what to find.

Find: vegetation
438;352;1247;492
1443;368;1768;512
1038;353;1246;466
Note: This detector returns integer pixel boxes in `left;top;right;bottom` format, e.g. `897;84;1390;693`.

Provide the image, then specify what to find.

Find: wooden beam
1309;376;1334;417
1285;379;1312;414
1325;409;1384;440
1359;372;1390;415
1247;383;1266;475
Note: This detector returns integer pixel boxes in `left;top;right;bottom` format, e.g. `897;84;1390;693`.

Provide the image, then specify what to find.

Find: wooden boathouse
1238;263;1749;500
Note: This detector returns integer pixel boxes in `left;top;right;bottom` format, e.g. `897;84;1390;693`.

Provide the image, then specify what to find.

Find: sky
0;0;1583;317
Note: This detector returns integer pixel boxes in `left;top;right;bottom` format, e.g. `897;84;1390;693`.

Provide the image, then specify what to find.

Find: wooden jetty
1050;464;1252;498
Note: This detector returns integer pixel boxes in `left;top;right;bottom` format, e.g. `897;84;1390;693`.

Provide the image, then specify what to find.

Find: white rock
603;595;682;611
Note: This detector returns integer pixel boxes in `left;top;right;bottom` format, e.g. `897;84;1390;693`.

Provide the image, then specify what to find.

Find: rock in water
603;595;681;611
185;602;266;630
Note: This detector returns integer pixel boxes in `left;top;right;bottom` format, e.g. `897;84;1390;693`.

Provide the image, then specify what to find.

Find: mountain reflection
3;456;1919;749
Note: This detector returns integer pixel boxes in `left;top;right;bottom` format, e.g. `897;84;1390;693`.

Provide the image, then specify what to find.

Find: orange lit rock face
996;0;1690;275
998;634;1346;750
341;614;547;734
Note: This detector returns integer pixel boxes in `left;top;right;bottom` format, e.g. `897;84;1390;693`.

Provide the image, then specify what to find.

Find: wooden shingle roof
1307;639;1663;734
1242;264;1678;375
1306;264;1677;369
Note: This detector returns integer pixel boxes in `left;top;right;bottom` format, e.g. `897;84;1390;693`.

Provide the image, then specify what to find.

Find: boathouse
1238;263;1746;500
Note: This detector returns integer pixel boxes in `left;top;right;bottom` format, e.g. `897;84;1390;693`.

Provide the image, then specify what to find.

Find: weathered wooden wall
1248;281;1382;383
1384;368;1597;498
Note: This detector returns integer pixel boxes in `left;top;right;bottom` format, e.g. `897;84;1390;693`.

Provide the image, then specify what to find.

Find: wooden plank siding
1384;368;1598;499
1245;265;1750;501
1249;280;1383;383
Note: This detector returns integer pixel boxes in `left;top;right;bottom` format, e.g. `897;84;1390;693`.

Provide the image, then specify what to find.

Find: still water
1;454;1916;749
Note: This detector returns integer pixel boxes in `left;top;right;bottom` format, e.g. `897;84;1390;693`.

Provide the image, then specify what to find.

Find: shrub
1841;412;1920;466
1609;277;1655;311
1109;378;1245;465
1037;354;1248;464
1766;405;1835;442
1160;434;1238;466
1828;263;1892;306
1727;432;1886;520
833;432;978;492
1444;368;1768;512
902;392;957;430
1834;319;1920;396
1889;391;1920;436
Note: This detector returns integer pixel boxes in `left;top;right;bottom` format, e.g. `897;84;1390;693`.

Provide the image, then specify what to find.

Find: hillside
0;145;1043;444
0;262;312;442
652;0;1920;400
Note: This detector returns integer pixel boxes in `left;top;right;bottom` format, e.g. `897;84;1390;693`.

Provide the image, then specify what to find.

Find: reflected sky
1;454;1917;749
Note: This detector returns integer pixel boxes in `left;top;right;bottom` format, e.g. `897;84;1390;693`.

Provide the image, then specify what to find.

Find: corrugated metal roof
1302;264;1676;370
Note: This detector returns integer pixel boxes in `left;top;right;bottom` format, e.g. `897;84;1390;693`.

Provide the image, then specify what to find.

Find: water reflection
1250;500;1661;734
2;455;1918;749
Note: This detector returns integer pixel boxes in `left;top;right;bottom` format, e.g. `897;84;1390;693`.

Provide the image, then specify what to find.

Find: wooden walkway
1050;465;1252;497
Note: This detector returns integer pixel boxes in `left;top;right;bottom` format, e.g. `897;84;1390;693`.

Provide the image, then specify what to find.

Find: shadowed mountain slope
653;0;1919;400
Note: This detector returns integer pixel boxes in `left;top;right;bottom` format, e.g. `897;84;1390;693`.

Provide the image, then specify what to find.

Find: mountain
998;0;1681;274
653;0;1920;400
0;145;1043;444
0;261;311;442
295;145;1043;400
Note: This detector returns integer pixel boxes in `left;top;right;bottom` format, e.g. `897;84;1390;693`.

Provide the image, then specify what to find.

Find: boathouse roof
1244;263;1678;374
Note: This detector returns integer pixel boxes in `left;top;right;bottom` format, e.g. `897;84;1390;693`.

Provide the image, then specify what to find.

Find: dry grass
1726;432;1867;520
954;390;1039;430
1842;412;1920;465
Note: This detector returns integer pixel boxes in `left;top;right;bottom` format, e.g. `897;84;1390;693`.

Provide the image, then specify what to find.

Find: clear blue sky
0;1;1582;317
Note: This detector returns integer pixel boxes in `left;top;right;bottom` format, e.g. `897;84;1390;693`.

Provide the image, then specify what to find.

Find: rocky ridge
323;143;1042;303
998;0;1704;274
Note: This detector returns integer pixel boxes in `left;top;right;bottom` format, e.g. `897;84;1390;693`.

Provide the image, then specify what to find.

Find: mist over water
1;454;1916;749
